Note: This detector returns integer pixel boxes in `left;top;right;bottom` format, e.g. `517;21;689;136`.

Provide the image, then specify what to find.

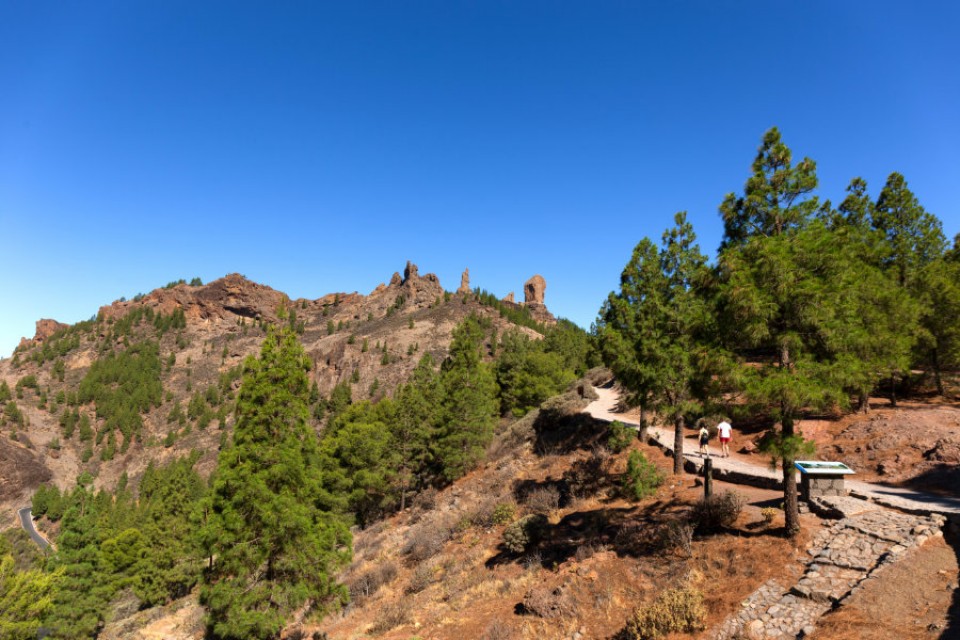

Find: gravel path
585;386;960;516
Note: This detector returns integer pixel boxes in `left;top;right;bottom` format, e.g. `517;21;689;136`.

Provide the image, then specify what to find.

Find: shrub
411;486;438;512
690;491;744;533
491;502;517;526
403;519;454;563
503;514;548;554
348;562;398;602
622;586;706;639
521;583;575;619
654;521;693;557
523;485;561;514
563;446;610;498
622;450;663;501
368;600;410;635
614;520;692;557
575;542;603;562
607;420;633;453
761;506;778;525
480;618;513;640
406;561;437;594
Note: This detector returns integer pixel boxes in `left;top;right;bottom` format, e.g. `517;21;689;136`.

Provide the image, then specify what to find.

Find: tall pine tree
598;212;714;474
435;316;499;482
718;128;836;535
199;327;351;640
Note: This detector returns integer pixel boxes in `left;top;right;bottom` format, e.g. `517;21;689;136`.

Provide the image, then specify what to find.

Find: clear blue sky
1;1;958;357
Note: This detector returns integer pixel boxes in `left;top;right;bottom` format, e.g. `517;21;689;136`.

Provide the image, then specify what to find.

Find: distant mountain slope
0;262;556;513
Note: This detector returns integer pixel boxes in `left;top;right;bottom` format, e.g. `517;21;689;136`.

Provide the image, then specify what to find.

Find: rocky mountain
0;262;556;514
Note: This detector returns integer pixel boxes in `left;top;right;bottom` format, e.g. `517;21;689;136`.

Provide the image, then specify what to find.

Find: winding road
17;507;51;550
585;385;960;516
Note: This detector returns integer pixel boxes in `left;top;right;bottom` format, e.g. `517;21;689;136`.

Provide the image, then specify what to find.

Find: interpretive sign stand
794;460;855;501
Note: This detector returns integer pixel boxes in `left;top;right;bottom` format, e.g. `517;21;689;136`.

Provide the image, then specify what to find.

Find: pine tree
873;172;946;289
0;554;62;640
820;178;919;411
872;172;946;400
199;327;351;640
393;353;441;508
47;487;114;639
435;316;499;482
719;127;819;249
717;128;843;535
599;213;714;474
318;401;399;526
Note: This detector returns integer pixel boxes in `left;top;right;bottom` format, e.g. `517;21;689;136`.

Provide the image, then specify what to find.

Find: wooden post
704;457;713;499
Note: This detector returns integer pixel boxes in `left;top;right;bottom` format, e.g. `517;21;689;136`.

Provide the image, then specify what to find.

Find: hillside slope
0;262;552;514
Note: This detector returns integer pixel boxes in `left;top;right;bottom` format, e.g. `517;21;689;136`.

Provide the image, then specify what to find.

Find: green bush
503;514;548;554
623;586;706;639
622;450;663;501
607;420;633;453
491;502;517;526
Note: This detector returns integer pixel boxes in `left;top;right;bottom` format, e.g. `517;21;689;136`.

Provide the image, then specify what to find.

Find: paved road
17;507;51;550
586;386;960;516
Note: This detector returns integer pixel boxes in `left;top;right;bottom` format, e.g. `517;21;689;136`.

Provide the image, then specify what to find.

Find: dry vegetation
304;388;818;640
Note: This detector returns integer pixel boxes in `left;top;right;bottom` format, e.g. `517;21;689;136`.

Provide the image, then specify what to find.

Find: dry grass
367;600;409;635
809;607;940;640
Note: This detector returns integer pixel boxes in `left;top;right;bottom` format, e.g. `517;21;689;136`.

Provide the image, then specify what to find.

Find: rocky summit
0;262;556;512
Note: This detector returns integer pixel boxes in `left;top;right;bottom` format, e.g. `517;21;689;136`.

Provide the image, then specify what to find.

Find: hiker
698;422;711;458
717;419;732;458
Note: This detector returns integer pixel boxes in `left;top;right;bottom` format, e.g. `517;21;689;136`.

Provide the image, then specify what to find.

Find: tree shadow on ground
898;465;960;500
485;498;695;569
533;409;609;457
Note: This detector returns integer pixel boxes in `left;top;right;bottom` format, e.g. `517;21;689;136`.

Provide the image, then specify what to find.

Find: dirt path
585;386;960;516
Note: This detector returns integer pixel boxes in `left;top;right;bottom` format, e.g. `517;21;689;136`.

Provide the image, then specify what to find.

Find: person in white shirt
717;420;733;458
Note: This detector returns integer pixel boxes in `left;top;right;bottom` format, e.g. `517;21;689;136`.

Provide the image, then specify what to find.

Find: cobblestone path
710;497;947;639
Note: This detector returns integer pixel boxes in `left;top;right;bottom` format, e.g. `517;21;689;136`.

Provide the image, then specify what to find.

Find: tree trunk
779;343;801;536
638;405;649;443
673;414;685;475
782;415;800;536
889;373;897;408
933;348;945;397
857;391;869;414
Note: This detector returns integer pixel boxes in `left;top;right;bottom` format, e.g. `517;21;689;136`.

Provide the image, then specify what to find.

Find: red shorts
720;436;731;444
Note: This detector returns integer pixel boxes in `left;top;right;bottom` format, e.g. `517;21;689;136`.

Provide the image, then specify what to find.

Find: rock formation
524;275;546;305
522;275;555;324
503;292;514;303
458;268;471;294
403;261;418;282
19;318;69;349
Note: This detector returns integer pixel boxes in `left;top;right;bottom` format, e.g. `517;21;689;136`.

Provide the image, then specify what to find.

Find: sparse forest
598;127;960;534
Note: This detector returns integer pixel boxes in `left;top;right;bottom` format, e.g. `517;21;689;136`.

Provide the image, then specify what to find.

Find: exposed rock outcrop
458;268;471;294
522;275;555;324
18;319;69;350
503;292;515;303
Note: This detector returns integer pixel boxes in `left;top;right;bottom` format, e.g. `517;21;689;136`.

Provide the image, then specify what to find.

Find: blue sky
1;1;958;357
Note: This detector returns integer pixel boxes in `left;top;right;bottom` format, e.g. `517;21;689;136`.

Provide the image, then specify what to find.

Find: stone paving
710;498;946;639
